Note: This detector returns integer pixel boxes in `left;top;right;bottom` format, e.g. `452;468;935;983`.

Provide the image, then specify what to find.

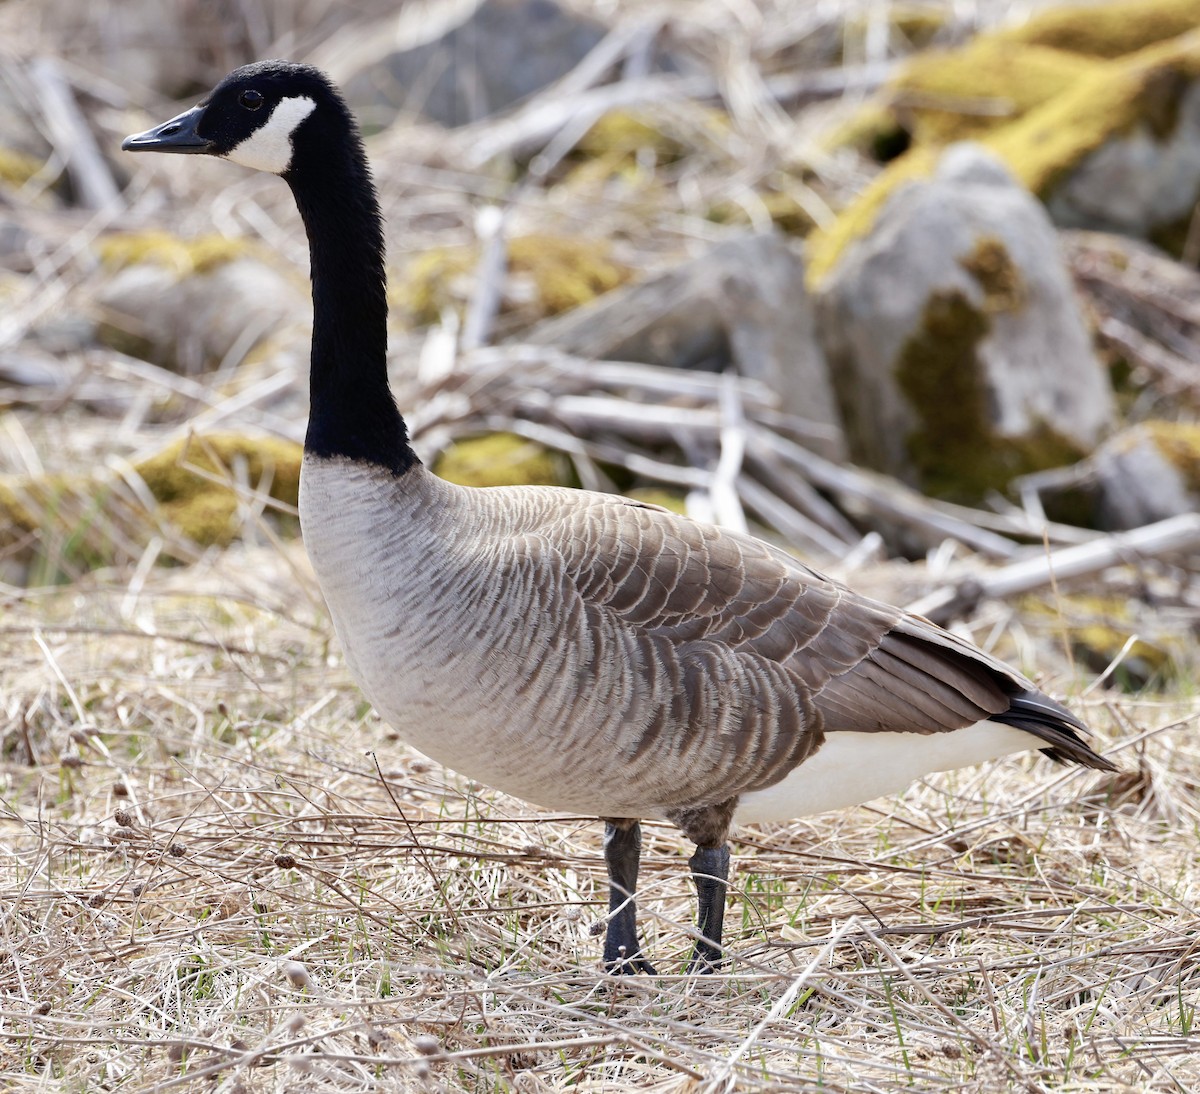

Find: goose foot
686;843;730;974
602;819;656;975
603;942;658;977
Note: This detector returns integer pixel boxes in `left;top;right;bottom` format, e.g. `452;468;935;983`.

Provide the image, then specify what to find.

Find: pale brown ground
2;535;1197;1091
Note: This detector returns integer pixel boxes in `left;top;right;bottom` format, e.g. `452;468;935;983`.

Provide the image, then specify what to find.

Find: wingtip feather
991;688;1117;772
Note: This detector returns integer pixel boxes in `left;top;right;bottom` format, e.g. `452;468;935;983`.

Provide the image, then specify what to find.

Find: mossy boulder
395;234;631;330
93;231;304;372
0;433;304;585
990;33;1200;250
433;432;573;488
814;144;1113;502
134;433;303;546
822;7;1200;259
830;0;1200;163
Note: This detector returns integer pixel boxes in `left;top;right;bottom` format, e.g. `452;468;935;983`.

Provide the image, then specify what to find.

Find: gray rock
344;0;609;130
1093;430;1194;529
1033;423;1200;530
1046;80;1200;252
526;232;843;457
815;143;1113;499
94;257;303;374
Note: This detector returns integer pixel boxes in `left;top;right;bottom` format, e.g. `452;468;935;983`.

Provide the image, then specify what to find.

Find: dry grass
2;541;1197;1092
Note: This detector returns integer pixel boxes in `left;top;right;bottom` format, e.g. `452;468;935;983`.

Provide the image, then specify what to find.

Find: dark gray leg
602;820;656;975
687;843;730;973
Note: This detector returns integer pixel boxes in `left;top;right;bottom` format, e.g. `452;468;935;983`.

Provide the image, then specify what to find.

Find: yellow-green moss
0;473;125;584
573;112;686;165
811;31;1200;287
890;5;948;48
959;235;1025;312
706;187;816;236
1144;419;1200;492
134;433;302;546
825;38;1100;163
560;107;728;188
891;39;1102;146
1022;593;1176;687
0;147;43;186
894;291;1083;500
986;33;1200;198
433;432;572;489
396;235;632;327
96;231;258;276
993;0;1200;60
510;236;631;315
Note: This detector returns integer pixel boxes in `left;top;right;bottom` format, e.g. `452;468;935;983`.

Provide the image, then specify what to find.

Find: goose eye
239;90;264;110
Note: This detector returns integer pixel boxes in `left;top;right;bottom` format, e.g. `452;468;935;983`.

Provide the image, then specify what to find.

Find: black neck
288;134;418;475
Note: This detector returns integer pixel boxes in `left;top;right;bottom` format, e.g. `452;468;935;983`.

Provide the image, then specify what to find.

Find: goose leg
687;843;730;973
602;819;656;975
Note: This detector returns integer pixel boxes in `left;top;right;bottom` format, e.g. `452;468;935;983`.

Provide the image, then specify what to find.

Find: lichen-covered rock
814;144;1113;501
527;232;842;457
829;6;1200;258
997;38;1200;252
93;232;304;372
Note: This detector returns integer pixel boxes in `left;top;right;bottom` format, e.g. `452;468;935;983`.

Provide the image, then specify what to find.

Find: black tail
991;689;1116;771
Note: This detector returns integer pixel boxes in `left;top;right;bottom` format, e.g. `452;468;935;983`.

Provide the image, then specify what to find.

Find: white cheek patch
223;95;316;174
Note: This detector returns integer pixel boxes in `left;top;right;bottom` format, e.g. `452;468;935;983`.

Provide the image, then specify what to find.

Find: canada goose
123;61;1115;975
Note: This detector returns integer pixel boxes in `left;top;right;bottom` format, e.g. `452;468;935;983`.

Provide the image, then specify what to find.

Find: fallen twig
907;512;1200;623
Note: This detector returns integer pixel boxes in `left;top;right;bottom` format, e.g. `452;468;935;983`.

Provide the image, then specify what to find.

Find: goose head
122;61;347;177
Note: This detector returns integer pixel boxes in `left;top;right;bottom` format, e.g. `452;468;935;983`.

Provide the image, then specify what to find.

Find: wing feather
523;491;1110;803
